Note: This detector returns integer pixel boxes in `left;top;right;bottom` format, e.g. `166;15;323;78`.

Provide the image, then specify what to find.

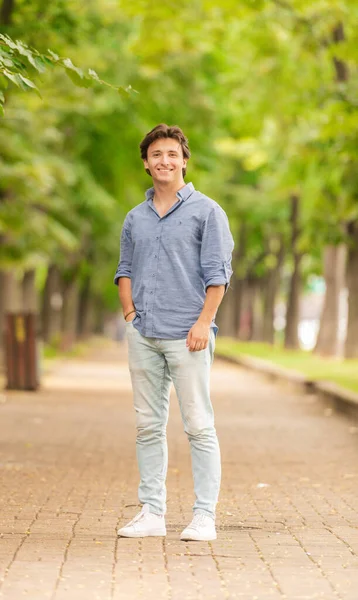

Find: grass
43;341;89;360
42;333;115;360
216;338;358;395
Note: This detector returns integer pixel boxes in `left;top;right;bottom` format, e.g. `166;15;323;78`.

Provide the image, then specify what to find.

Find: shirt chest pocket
163;217;201;248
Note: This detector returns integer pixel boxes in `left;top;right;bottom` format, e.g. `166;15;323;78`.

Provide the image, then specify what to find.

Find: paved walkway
0;338;358;600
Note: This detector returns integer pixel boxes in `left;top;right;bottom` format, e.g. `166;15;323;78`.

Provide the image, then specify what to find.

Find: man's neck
152;180;186;205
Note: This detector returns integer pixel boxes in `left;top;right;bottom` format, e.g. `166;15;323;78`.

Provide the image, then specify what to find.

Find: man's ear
143;159;149;170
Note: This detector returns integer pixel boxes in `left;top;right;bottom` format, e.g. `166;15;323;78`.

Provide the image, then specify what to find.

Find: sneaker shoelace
188;514;211;531
127;510;147;527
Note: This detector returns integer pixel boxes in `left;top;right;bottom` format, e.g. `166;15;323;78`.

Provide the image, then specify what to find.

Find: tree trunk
262;237;285;344
232;221;247;338
329;22;353;356
41;265;62;343
0;271;7;361
332;22;349;82
238;278;258;341
284;195;302;349
0;0;15;25
0;271;22;369
251;279;264;341
314;244;346;356
345;222;358;358
1;271;22;312
284;261;301;349
215;282;236;337
0;271;5;354
61;279;80;351
232;274;244;338
78;276;94;339
216;221;246;338
22;269;38;313
237;279;250;340
93;296;106;335
216;272;244;338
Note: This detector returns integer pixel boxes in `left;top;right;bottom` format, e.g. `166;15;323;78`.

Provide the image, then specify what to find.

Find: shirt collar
145;182;195;202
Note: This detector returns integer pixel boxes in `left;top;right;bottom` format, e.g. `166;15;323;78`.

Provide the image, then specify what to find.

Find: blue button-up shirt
114;182;234;339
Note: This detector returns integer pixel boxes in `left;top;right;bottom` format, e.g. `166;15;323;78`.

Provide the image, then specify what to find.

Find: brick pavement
0;338;358;600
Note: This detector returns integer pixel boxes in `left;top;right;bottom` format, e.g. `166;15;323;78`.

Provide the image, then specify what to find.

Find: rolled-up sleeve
200;206;234;292
113;215;133;285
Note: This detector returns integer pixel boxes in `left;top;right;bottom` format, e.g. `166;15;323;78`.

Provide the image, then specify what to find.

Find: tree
1;0;357;357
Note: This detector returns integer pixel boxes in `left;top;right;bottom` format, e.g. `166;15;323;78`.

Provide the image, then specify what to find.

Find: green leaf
47;49;60;61
0;56;15;68
18;74;41;96
14;42;46;72
0;34;17;50
88;68;100;81
2;70;28;90
28;55;47;73
65;67;92;88
62;57;84;78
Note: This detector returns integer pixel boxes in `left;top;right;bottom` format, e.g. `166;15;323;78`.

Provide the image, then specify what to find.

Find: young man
114;124;234;541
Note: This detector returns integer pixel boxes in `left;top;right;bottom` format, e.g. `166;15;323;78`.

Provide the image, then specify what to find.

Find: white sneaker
180;513;217;541
117;504;166;538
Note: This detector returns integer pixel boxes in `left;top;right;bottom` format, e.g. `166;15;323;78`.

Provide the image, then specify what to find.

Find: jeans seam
159;359;167;496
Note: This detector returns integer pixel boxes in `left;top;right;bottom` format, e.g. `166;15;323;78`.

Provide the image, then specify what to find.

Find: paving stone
0;338;357;599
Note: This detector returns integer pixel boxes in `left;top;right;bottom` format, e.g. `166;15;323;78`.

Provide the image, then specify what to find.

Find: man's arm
114;215;135;321
186;285;225;352
188;205;234;352
118;277;136;322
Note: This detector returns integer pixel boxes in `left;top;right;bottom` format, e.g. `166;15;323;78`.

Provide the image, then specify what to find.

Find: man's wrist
197;314;212;326
124;308;136;320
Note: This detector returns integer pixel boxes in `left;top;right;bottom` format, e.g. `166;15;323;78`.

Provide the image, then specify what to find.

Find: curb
314;380;358;419
216;352;358;420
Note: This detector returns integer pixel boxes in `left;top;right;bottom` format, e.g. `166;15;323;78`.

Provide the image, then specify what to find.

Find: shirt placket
144;197;184;337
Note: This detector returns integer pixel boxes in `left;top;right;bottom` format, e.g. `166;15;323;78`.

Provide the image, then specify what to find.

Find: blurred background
0;0;357;387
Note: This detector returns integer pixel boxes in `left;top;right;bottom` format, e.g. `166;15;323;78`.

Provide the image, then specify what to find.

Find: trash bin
5;313;39;390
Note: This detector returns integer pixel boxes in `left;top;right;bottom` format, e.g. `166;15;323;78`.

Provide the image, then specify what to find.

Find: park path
0;337;358;600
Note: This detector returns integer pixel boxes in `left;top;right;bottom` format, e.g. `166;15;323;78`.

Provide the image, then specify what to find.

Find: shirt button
154;254;157;258
150;291;153;294
156;236;159;240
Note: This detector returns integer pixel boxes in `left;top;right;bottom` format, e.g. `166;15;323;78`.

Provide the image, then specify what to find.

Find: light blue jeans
126;321;221;520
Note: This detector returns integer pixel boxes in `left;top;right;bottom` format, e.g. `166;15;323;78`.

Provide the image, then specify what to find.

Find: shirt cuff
114;271;131;286
204;277;228;292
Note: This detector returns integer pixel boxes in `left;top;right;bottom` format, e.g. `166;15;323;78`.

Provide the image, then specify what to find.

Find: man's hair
140;123;190;177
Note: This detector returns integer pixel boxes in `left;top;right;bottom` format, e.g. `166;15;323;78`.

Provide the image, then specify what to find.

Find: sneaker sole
117;529;166;538
180;532;217;541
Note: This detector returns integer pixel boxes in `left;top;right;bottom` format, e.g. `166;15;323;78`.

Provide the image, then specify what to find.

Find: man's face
144;138;187;184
